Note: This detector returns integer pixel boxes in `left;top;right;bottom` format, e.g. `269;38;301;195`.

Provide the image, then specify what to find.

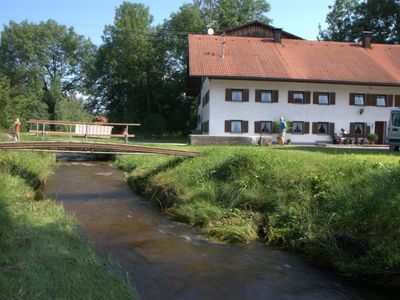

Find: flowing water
44;159;386;300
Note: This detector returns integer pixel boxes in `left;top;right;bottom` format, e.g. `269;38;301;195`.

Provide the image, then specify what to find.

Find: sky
0;0;335;45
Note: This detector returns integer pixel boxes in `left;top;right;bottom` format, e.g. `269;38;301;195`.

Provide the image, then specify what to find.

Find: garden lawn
116;146;400;286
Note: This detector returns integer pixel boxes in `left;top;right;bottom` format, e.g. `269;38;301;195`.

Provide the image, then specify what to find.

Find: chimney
362;31;372;48
274;28;282;44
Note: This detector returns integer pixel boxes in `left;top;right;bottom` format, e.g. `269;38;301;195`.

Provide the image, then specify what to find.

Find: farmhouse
187;21;400;145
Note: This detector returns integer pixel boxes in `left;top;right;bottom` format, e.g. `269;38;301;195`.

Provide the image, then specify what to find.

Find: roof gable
216;20;302;40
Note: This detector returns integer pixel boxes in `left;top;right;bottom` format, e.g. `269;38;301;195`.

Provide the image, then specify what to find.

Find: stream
44;158;386;299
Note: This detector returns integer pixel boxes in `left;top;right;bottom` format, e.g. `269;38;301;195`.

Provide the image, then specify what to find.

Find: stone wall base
189;135;273;146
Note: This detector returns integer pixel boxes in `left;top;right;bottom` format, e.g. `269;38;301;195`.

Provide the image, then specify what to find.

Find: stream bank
44;158;389;299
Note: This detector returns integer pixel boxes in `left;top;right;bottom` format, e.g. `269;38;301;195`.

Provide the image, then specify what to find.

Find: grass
0;144;135;298
116;145;400;286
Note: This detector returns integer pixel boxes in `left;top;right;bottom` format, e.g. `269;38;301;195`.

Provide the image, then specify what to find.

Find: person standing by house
278;117;286;145
14;118;21;142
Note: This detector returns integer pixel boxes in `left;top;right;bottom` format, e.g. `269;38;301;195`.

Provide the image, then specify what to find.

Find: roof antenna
221;32;226;58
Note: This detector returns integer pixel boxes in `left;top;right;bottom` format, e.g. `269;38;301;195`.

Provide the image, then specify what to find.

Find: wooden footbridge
0;119;199;156
0;141;199;156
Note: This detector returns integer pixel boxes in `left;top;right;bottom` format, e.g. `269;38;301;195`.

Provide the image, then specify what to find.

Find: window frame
318;93;329;105
292;121;304;134
354;122;365;135
231;89;243;102
317;122;329;135
376;95;387;107
293;91;305;104
230;120;242;133
354;94;365;106
260;90;273;103
260;121;273;134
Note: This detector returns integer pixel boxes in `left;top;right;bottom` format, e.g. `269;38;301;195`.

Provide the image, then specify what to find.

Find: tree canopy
0;20;95;123
1;0;272;134
319;0;400;43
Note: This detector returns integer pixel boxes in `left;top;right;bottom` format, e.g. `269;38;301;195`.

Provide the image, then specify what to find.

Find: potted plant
367;133;378;144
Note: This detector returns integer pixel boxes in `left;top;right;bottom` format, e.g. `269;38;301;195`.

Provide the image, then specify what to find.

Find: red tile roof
188;34;400;86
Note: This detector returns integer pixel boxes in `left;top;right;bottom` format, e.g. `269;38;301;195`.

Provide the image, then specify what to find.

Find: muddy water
45;161;383;300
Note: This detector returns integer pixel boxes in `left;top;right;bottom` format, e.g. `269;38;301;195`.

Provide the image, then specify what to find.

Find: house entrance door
375;121;386;144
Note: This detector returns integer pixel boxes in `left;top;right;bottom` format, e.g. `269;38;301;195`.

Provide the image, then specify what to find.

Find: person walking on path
14;118;21;142
278;117;286;145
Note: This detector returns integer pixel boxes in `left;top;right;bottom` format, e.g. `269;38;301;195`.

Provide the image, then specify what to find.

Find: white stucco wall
199;79;400;143
197;78;211;131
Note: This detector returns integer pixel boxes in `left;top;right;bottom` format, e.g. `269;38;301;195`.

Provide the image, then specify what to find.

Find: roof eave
189;75;400;88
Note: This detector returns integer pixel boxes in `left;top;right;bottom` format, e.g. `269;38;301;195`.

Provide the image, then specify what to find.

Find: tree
319;0;400;44
0;20;95;120
318;0;360;41
88;2;155;123
197;0;271;30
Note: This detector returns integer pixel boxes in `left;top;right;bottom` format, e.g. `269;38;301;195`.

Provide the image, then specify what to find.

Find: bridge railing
28;119;141;144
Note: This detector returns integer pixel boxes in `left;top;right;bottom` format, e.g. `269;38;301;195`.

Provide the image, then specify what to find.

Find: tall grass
0;150;135;299
117;146;400;285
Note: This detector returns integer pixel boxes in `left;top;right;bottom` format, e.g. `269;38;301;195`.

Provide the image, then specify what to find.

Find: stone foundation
189;135;273;146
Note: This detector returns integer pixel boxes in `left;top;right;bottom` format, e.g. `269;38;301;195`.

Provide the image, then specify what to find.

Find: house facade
188;21;400;144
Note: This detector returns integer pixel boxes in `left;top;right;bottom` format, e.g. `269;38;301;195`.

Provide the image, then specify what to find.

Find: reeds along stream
44;159;384;300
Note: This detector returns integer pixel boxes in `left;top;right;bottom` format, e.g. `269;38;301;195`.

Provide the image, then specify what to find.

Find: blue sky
0;0;335;45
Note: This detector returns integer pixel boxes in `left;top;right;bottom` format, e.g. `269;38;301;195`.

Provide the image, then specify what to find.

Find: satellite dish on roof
207;28;214;35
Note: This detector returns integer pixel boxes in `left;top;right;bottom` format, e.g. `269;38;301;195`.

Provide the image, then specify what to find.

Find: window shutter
329;93;336;105
349;123;355;134
396;95;400;107
255;90;261;102
349;93;356;105
312;122;318;134
288;91;294;103
242;121;248;133
305;92;311;104
288;122;293;133
225;89;232;101
243;89;249;102
254;121;261;133
304;122;310;134
272;90;279;103
366;125;371;134
366;94;375;106
388;95;394;107
225;120;231;132
329;123;335;136
313;92;319;104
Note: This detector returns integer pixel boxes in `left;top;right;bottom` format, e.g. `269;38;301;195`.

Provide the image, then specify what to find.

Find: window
232;90;243;102
354;123;365;135
293;92;304;103
260;121;272;134
392;112;400;127
261;91;272;103
318;122;329;135
231;121;242;133
292;122;303;134
318;93;329;105
354;95;365;106
376;95;386;107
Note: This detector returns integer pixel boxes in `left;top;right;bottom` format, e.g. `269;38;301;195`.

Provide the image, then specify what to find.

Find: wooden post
85;124;88;141
125;125;129;144
69;124;72;140
36;123;39;137
42;122;45;141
